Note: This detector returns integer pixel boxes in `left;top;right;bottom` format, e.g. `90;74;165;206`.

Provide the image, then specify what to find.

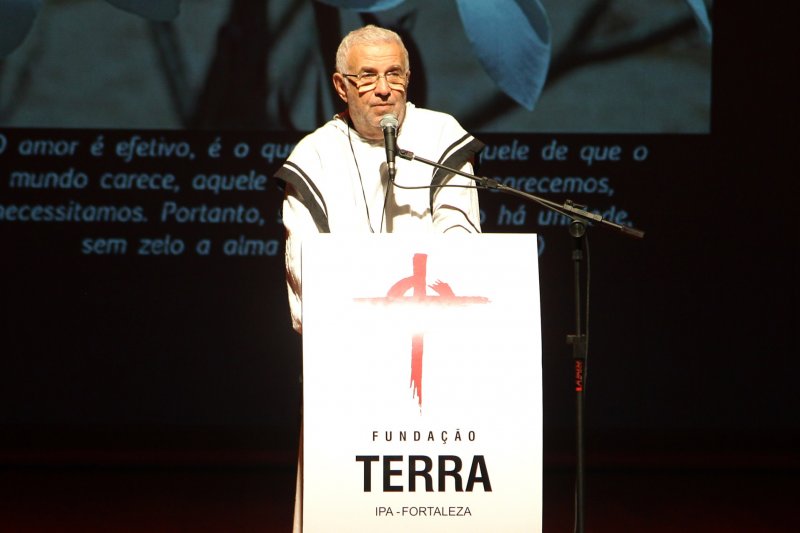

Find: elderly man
273;24;483;531
275;24;483;334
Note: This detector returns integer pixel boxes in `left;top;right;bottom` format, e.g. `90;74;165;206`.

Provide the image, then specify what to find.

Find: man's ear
332;73;348;103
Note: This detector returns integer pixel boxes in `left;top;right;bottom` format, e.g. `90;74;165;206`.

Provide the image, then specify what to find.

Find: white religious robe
273;102;483;532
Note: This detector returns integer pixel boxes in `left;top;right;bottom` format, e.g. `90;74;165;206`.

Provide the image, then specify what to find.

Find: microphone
379;113;399;181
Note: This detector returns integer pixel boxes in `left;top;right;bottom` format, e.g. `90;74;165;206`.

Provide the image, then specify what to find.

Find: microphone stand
398;148;644;533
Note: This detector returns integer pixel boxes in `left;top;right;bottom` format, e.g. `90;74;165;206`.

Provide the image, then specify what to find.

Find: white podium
301;234;542;532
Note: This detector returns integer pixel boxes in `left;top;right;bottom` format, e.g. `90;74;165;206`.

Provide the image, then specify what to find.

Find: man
273;25;483;531
275;24;484;334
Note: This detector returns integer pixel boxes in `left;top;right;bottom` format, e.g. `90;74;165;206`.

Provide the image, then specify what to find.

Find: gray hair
335;24;410;74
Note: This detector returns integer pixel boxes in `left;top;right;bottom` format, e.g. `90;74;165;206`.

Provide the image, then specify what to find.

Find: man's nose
374;75;391;95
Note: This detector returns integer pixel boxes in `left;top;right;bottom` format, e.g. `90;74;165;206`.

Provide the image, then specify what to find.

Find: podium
301;234;542;532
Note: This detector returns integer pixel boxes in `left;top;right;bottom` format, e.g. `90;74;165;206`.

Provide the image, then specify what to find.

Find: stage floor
0;464;794;532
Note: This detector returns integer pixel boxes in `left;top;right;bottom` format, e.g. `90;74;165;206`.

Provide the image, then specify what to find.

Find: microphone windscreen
380;114;399;129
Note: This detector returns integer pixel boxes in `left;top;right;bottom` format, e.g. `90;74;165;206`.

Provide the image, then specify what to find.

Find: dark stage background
0;1;796;531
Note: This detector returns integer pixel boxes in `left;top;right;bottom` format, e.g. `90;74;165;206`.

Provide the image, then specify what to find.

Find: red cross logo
356;253;489;408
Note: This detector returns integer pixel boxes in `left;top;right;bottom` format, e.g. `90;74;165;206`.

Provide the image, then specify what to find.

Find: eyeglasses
342;70;408;91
